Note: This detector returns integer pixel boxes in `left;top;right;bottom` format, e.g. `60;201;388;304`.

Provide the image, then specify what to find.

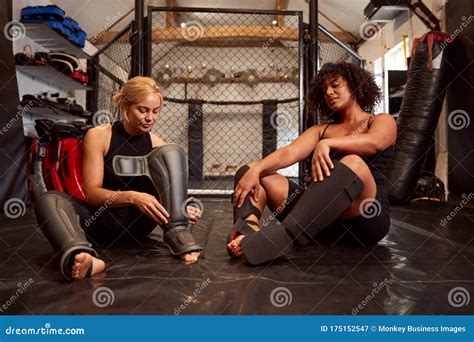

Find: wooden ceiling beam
165;0;176;28
94;24;300;45
93;24;353;45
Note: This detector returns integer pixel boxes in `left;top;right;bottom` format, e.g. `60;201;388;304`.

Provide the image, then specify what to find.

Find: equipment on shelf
202;68;225;87
21;93;92;118
16;48;90;85
48;52;89;84
20;5;87;48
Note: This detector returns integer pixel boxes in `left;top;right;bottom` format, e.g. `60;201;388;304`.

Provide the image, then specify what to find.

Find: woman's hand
130;191;169;225
186;206;202;224
233;165;261;208
312;140;334;182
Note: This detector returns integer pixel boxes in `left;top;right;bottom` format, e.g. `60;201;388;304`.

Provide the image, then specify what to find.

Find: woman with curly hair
226;62;397;265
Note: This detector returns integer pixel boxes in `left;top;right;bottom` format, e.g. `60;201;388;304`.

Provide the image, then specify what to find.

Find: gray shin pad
113;144;201;255
35;192;98;280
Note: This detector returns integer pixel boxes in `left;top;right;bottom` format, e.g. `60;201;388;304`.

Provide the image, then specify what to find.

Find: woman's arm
82;126;138;208
254;125;323;176
323;114;397;155
233;124;323;206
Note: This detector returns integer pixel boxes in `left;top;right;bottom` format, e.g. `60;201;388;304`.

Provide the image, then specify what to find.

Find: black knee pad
232;165;261;223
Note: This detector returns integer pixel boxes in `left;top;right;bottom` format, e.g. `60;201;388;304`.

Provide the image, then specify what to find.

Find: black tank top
319;115;394;195
102;121;156;193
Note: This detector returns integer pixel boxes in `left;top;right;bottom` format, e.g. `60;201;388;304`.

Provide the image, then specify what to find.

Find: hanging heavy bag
386;32;452;204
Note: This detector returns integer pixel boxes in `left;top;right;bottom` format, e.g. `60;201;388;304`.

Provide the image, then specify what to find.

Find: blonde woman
35;76;202;281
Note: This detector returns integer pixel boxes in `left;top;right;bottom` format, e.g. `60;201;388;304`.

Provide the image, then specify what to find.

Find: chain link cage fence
318;25;363;66
88;23;133;121
147;8;303;193
88;8;363;195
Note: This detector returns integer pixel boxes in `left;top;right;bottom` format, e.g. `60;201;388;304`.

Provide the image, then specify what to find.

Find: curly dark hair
306;62;381;123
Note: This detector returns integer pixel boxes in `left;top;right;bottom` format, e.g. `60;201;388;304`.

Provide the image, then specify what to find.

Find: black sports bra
320;114;375;141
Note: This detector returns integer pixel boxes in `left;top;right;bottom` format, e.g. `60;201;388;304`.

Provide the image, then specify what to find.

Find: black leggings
49;191;157;243
275;180;390;246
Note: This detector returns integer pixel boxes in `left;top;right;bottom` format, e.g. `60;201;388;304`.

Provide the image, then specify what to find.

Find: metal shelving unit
23;22;91;59
17;22;91;90
16;65;90;90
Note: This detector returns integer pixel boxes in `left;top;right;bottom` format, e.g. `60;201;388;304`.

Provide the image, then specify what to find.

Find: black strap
320;123;331;139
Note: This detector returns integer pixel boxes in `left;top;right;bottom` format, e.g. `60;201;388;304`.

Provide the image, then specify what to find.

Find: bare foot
227;235;246;258
180;251;201;264
71;252;106;280
227;221;259;258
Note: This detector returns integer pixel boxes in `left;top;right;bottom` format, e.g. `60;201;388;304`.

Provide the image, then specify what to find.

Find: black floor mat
0;198;473;315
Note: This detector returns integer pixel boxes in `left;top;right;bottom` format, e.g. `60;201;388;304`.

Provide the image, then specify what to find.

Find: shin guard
226;165;264;257
232;165;261;223
112;144;201;255
35;191;97;280
238;160;363;265
282;160;363;245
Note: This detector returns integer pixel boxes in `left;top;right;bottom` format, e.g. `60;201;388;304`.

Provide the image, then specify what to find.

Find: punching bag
387;32;451;204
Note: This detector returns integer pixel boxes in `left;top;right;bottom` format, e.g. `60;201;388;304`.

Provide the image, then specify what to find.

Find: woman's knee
260;173;284;192
260;173;291;208
339;154;370;179
260;174;272;188
235;162;258;182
